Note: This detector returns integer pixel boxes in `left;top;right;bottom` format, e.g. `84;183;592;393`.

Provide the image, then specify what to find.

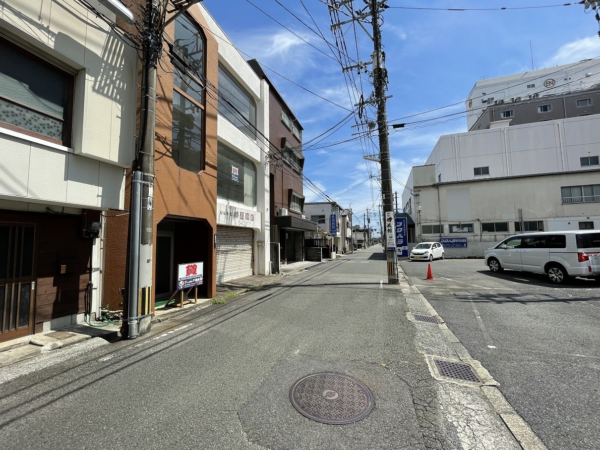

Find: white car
484;231;600;284
410;242;445;261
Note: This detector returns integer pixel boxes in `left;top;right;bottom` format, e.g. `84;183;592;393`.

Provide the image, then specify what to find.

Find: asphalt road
0;249;450;450
399;257;600;450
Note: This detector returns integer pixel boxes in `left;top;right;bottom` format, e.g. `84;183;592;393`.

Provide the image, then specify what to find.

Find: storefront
274;215;317;264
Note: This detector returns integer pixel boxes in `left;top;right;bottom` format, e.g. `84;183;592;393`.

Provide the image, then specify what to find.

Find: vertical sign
231;166;239;182
395;217;408;257
385;212;396;251
330;214;337;235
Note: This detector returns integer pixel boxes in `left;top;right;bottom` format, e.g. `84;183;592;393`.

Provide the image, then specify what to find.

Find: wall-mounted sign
395;217;408;257
440;237;468;248
543;79;556;88
177;262;204;290
231;166;239;182
330;214;337;235
217;203;262;230
385;212;396;251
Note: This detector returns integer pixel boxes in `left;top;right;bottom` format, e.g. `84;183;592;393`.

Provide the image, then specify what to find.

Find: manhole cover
434;360;480;383
290;373;374;425
413;314;439;324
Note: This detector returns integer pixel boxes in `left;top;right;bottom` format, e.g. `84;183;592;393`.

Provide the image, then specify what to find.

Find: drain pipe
127;170;142;339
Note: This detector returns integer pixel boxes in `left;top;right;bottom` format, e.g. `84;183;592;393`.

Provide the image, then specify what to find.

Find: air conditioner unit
279;208;288;216
302;215;306;219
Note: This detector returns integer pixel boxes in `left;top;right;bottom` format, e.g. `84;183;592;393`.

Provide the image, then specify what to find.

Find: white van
484;231;600;284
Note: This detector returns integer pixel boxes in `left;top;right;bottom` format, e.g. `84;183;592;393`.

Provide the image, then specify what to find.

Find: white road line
439;277;509;290
515;278;529;282
469;300;494;348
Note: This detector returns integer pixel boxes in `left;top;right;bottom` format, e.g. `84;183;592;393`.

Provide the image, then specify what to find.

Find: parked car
484;231;600;284
410;242;444;261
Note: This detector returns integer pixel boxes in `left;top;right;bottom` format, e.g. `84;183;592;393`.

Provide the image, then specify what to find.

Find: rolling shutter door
216;226;253;283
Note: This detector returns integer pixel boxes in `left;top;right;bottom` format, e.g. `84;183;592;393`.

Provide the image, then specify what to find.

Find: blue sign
440;237;468;248
395;218;408;257
330;214;337;235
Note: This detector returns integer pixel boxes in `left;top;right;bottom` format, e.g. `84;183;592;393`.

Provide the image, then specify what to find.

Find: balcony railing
562;195;600;204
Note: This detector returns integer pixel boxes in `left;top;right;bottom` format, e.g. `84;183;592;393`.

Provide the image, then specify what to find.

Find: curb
400;270;548;450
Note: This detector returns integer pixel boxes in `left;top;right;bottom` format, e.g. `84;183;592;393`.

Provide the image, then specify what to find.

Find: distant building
305;202;352;254
403;63;600;257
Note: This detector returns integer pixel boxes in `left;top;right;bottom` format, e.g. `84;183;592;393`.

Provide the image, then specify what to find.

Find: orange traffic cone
425;263;435;281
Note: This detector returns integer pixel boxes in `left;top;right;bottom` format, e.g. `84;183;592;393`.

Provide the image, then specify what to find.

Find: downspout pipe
127;170;142;339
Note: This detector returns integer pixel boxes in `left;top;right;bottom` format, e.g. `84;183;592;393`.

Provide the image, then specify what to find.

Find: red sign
186;264;197;276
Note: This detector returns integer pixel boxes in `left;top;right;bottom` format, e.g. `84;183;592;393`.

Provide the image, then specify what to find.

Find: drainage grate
413;314;439;324
434;360;480;383
290;373;374;425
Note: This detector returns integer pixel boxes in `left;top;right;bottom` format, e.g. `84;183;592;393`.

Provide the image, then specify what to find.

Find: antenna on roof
530;41;535;71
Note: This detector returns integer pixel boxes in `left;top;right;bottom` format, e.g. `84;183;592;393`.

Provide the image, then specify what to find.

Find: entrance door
0;225;35;343
155;233;174;305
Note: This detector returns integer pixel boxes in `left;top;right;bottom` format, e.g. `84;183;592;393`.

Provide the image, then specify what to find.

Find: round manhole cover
290;373;374;425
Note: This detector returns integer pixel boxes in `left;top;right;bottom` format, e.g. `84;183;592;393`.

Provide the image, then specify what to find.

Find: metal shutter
216;226;253;283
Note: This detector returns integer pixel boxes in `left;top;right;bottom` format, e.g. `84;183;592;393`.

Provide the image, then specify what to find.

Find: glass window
290;193;303;212
283;145;303;173
577;98;592;107
422;225;442;234
501;237;522;249
172;91;203;173
538;104;552;113
311;215;325;224
562;184;600;203
547;235;566;248
281;111;291;130
218;65;257;139
500;110;513;118
581;156;599;167
515;221;544;232
0;37;73;145
527;84;535;88
579;222;594;230
474;166;489;176
482;222;509;232
522;235;546;248
171;15;205;173
576;232;600;248
292;124;302;141
415;243;432;249
449;223;473;233
217;143;257;206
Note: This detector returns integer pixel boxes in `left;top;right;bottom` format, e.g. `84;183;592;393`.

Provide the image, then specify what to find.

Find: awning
274;215;318;232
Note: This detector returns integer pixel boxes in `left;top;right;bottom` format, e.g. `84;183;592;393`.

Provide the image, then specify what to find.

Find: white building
402;63;600;257
200;5;270;283
305;202;352;253
0;0;137;342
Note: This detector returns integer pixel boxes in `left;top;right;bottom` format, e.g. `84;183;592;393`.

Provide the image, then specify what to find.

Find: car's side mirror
499;244;507;249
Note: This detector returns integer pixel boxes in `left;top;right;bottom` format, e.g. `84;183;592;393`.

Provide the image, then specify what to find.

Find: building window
281;111;291;130
579;221;594;230
581;156;599;167
283;145;304;173
218;64;257;139
482;222;509;232
500;110;513;118
0;37;73;146
422;224;442;234
474;166;490;176
515;221;544;232
292;124;302;141
538;104;552;113
171;14;205;173
527;84;535;88
290;192;304;213
311;215;325;224
217;142;257;207
577;98;592;107
438;174;441;183
561;184;600;203
449;223;473;233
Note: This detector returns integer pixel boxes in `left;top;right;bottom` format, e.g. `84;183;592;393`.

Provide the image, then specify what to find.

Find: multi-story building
199;6;270;283
402;63;600;257
0;0;137;342
305;202;348;254
104;2;219;314
248;60;316;270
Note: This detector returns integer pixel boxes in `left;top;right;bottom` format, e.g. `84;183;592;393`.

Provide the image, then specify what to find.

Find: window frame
474;166;490;176
576;98;592;108
561;184;600;203
580;156;599;167
537;104;552;113
579;221;594;230
481;222;509;233
289;191;304;213
422;224;442;234
218;64;257;139
170;14;206;173
500;110;514;119
449;223;474;233
217;142;258;207
527;83;535;88
515;221;544;232
0;36;75;147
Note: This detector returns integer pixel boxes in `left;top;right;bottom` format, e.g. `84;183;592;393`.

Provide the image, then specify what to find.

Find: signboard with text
330;214;337;235
440;237;468;248
395;217;408;257
385;212;396;251
177;262;204;290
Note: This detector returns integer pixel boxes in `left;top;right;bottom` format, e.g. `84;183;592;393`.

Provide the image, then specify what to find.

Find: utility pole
127;0;202;339
394;191;398;215
369;0;398;283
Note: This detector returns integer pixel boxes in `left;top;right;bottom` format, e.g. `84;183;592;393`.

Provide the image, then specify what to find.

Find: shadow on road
452;293;600;305
476;270;599;289
368;252;386;260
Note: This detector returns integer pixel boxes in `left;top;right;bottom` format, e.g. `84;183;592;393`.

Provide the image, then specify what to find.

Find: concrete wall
425;114;600;184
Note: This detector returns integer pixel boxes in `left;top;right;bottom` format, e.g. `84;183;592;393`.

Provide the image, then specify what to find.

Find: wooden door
0;224;36;343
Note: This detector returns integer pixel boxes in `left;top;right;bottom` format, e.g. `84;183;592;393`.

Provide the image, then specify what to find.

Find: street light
363;155;380;162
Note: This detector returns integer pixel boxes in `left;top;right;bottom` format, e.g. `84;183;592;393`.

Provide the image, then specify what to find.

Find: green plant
211;297;226;305
225;291;237;299
246;284;262;292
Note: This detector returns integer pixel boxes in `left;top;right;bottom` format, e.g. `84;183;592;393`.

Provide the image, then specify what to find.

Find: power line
387;2;584;11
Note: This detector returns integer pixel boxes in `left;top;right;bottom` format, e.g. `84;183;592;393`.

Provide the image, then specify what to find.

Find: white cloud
544;36;600;67
386;24;407;41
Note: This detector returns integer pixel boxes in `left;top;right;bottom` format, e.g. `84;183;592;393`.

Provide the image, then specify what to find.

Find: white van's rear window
577;233;600;249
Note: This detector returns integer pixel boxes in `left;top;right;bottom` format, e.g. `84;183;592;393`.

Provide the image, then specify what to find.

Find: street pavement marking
515;278;529;282
440;277;512;290
469;300;494;348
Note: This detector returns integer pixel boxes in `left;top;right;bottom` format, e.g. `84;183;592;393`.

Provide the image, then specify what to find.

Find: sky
203;0;600;235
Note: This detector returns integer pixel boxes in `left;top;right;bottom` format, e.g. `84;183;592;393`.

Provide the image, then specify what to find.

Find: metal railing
562;195;600;204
